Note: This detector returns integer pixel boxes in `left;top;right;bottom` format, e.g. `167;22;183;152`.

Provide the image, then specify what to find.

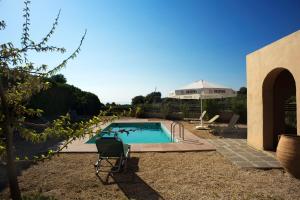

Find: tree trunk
4;122;21;200
0;79;22;200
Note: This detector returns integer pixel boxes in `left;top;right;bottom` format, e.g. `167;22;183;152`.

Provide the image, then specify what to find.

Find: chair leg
123;158;128;172
94;154;130;174
94;158;102;174
117;156;124;172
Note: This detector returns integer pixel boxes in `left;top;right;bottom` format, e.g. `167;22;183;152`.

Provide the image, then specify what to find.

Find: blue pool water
86;122;173;144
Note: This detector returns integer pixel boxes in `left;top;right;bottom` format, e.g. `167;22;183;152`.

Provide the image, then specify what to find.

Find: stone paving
206;138;282;168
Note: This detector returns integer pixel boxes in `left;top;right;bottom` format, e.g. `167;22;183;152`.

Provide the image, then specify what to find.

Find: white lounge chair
195;115;220;130
186;110;207;123
199;110;207;122
211;114;240;133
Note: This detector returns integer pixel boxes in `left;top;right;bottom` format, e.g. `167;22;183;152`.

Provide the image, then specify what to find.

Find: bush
160;103;171;119
180;103;189;118
29;76;104;117
49;74;67;84
132;95;145;106
230;96;247;123
135;105;144;118
128;87;248;124
103;104;132;116
145;92;162;103
202;99;225;119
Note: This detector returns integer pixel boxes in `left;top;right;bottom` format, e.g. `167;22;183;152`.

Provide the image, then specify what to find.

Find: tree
237;87;247;95
231;96;247;123
29;83;104;117
50;74;67;84
131;95;145;106
145;92;161;104
0;1;112;199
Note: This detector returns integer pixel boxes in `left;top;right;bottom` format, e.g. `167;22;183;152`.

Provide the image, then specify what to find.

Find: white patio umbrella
169;80;237;126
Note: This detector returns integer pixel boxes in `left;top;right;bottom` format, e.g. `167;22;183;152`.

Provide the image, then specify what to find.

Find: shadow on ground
0;138;63;192
97;157;164;200
213;127;247;139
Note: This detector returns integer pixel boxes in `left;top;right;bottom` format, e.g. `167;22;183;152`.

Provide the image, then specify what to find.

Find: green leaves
38;9;61;47
27;114;114;161
0;20;6;30
0;1;88;198
0;144;5;156
21;0;31;49
48;29;87;76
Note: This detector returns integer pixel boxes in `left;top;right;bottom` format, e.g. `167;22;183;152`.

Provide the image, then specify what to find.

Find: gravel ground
1;152;300;200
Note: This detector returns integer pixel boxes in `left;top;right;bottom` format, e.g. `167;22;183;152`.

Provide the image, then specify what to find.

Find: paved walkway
206;138;281;169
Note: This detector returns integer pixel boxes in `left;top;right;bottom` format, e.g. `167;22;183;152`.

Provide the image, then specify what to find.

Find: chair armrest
123;144;131;157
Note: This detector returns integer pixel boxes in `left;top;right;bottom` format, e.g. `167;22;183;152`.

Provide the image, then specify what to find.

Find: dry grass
1;152;300;200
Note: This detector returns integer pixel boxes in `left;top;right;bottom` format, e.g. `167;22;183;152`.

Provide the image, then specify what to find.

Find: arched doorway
263;68;297;150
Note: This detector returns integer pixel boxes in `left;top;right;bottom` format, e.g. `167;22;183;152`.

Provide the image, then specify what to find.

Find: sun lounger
210;114;240;133
227;114;240;129
185;110;207;123
195;115;220;130
94;137;130;174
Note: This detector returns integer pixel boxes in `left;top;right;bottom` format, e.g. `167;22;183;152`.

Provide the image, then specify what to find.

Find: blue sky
1;0;300;104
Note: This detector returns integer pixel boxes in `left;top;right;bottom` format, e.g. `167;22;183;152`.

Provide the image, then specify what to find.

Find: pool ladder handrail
170;121;184;142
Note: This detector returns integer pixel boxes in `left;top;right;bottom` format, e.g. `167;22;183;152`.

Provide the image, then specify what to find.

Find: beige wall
247;30;300;150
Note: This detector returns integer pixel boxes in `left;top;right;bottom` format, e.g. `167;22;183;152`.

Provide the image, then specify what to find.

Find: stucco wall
246;30;300;150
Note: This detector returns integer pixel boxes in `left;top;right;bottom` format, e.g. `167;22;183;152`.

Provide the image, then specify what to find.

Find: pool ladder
170;121;184;142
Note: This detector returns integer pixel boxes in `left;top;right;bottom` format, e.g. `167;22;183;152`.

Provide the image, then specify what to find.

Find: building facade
247;30;300;150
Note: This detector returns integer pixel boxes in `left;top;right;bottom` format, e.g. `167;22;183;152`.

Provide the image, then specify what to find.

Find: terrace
1;1;300;199
1;118;299;199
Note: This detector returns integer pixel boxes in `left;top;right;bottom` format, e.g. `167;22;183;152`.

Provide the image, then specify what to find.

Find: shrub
145;92;162;103
49;74;67;84
29;79;104;117
135;105;144;118
161;103;173;119
132;95;145;106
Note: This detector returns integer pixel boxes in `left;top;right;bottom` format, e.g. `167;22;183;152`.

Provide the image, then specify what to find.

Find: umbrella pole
200;98;203;126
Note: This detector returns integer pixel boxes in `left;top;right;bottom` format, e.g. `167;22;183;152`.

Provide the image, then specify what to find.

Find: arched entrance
263;68;297;150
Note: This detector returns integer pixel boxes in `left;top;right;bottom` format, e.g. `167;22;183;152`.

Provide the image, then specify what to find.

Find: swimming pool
86;122;174;144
